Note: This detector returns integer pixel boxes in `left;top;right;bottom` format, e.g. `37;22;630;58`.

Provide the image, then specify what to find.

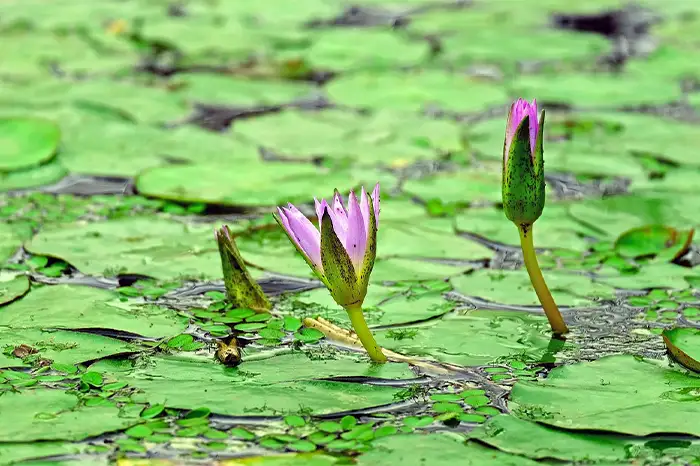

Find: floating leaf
614;224;694;260
0;117;60;171
663;327;700;373
509;355;700;436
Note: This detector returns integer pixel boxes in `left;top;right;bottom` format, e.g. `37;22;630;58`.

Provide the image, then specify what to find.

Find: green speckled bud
215;225;271;312
502;99;546;227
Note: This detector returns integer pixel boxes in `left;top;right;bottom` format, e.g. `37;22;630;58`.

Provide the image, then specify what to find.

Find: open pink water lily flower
505;98;540;163
274;184;380;309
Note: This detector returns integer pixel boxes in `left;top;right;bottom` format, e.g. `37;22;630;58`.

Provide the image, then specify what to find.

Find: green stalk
345;304;387;363
518;223;569;336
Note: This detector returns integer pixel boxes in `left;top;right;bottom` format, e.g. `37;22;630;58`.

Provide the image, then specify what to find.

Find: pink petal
505;98;539;160
314;198;324;223
282;205;321;269
372;183;380;229
359;187;370;234
332;190;348;231
277;206;293;234
316;198;346;245
528;98;539;155
505;100;518;158
345;191;367;272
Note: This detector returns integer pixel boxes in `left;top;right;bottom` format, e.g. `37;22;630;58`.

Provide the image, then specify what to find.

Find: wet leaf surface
0;285;187;337
509;355;700;436
0;389;141;442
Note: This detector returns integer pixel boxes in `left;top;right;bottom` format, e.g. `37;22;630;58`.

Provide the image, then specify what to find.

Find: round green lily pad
0;273;30;306
0;117;60;171
136;162;360;208
615;225;693;260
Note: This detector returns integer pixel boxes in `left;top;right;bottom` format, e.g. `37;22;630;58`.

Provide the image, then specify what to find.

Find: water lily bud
274;184;379;309
502;98;545;227
215;225;271;312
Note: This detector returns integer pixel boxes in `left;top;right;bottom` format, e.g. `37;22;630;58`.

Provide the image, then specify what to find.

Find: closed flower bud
502;98;546;227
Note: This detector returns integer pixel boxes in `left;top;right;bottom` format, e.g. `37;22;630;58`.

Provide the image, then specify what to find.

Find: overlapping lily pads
509;355;700;436
374;310;557;367
0;328;136;369
470;414;700;463
0;285;187;338
137;162;361;208
451;269;614;307
358;433;540;466
94;352;416;416
26;217;222;280
326;70;508;113
0;389;141;442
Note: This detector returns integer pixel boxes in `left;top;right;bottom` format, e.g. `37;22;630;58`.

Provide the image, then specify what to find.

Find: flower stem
518;224;569;336
345;305;387;363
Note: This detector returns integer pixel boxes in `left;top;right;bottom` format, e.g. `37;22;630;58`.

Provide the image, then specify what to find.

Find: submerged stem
345;305;387;363
518;224;569;336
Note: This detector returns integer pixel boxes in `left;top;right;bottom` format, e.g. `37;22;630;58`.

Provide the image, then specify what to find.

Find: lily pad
470;414;651;463
596;262;695;290
0;160;68;192
568;191;699;241
0;273;30;306
326;69;508;113
293;287;456;327
615;225;694;260
403;170;502;205
509;355;700;436
0;389;141;442
173;73;313;106
438;28;610;72
59;116;258;177
136;162;360;208
0;328;136;369
0;30;136;80
370;258;469;284
0;285;187;338
26;217;222;280
233;109;461;165
455;204;594;252
293;29;431;71
220;452;340;466
0;442;84;466
94;352;416;416
378;220;492;261
0;223;25;263
663;327;700;373
357;433;540;466
451;269;614;307
0;117;60;172
374;310;557;367
511;73;682;107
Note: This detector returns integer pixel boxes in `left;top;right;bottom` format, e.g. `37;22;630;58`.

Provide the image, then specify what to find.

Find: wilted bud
215;225;271;313
502;98;545;227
